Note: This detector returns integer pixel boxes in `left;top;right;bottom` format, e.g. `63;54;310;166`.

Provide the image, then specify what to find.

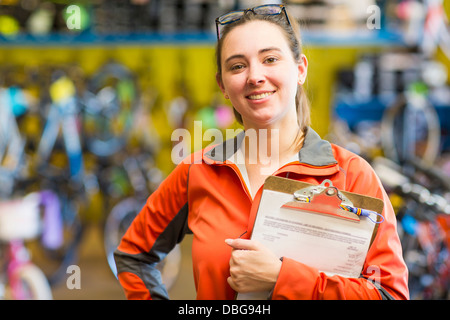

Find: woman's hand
225;238;282;293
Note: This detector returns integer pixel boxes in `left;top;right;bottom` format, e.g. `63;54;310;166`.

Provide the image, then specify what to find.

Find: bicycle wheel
9;263;53;300
381;86;441;165
103;197;181;291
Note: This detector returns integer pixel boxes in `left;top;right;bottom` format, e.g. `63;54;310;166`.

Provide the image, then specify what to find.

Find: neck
242;115;303;168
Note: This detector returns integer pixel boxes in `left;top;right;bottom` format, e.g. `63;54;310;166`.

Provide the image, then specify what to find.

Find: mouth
246;91;275;100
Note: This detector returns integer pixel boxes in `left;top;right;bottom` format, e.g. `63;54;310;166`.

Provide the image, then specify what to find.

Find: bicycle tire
103;197;181;291
10;263;53;300
381;92;441;165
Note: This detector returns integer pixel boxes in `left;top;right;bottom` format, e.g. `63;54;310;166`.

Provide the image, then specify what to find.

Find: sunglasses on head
215;4;292;40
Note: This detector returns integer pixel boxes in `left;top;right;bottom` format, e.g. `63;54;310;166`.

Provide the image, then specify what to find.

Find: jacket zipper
218;161;253;201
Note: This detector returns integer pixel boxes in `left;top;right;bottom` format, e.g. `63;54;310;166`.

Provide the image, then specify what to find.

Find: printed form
237;188;378;300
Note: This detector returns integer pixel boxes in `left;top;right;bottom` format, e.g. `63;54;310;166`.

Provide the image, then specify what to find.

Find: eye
264;56;279;64
230;63;245;71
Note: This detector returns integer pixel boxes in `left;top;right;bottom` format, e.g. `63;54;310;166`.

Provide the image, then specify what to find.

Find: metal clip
293;179;354;206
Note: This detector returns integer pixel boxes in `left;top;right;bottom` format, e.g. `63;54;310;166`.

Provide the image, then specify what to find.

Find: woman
114;4;409;300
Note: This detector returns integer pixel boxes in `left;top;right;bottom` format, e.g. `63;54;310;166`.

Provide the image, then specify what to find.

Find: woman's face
217;20;307;129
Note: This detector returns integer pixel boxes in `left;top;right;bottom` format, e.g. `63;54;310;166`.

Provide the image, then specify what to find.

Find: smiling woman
216;22;305;131
215;6;310;140
114;4;409;301
214;7;311;206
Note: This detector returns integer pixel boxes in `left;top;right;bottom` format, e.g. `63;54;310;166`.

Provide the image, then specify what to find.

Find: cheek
282;72;300;101
283;66;300;88
222;75;245;100
268;65;297;89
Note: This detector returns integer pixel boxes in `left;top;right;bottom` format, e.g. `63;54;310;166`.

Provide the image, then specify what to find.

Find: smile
247;91;275;100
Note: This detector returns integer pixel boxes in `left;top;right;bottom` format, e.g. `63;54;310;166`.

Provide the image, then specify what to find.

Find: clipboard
236;176;384;300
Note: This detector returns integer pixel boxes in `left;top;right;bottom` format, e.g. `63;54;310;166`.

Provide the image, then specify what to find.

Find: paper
237;187;378;300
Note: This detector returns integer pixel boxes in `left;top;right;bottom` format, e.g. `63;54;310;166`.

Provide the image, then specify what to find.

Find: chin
245;117;281;129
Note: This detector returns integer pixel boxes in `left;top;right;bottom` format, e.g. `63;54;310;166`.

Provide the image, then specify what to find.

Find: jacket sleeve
113;161;191;300
271;156;409;300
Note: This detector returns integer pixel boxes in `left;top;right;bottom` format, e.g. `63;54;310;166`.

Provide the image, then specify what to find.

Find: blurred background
0;0;449;300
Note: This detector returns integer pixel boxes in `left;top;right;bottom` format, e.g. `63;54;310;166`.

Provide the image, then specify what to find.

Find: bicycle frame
36;74;84;181
4;240;34;300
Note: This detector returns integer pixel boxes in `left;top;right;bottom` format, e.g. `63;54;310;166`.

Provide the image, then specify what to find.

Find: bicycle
35;70;85;182
17;69;87;286
0;191;62;300
82;62;138;158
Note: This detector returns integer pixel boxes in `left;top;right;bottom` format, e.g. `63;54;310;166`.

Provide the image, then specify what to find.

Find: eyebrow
224;47;282;65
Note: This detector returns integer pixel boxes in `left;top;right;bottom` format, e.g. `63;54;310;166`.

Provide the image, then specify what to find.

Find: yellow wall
0;44;382;128
1;39;447;172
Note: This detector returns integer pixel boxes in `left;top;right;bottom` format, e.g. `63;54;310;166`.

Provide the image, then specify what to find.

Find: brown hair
215;10;311;139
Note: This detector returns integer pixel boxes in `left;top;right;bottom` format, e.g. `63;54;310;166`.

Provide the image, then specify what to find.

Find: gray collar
298;128;338;166
204;127;337;167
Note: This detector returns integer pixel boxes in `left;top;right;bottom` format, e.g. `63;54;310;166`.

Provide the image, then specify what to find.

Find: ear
216;72;229;99
297;54;308;85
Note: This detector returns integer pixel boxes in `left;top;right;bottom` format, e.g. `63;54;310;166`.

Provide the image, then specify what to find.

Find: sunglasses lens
216;5;289;39
253;5;282;15
217;11;244;25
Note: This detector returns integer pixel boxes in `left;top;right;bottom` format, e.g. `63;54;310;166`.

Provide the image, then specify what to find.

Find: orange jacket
114;128;409;300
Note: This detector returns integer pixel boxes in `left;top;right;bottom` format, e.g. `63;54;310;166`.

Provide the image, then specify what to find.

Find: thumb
225;238;259;250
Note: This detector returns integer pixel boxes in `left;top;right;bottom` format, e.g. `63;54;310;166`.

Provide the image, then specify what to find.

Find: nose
247;64;265;86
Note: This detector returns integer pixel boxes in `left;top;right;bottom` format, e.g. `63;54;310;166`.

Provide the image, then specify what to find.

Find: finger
225;238;260;251
227;276;237;291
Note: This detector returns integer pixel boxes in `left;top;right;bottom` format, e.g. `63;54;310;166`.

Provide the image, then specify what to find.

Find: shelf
334;96;390;127
335;96;450;128
302;29;406;47
0;29;406;47
0;31;217;47
334;95;450;150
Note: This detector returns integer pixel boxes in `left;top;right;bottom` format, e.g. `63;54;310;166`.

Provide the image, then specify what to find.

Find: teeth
248;92;274;100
